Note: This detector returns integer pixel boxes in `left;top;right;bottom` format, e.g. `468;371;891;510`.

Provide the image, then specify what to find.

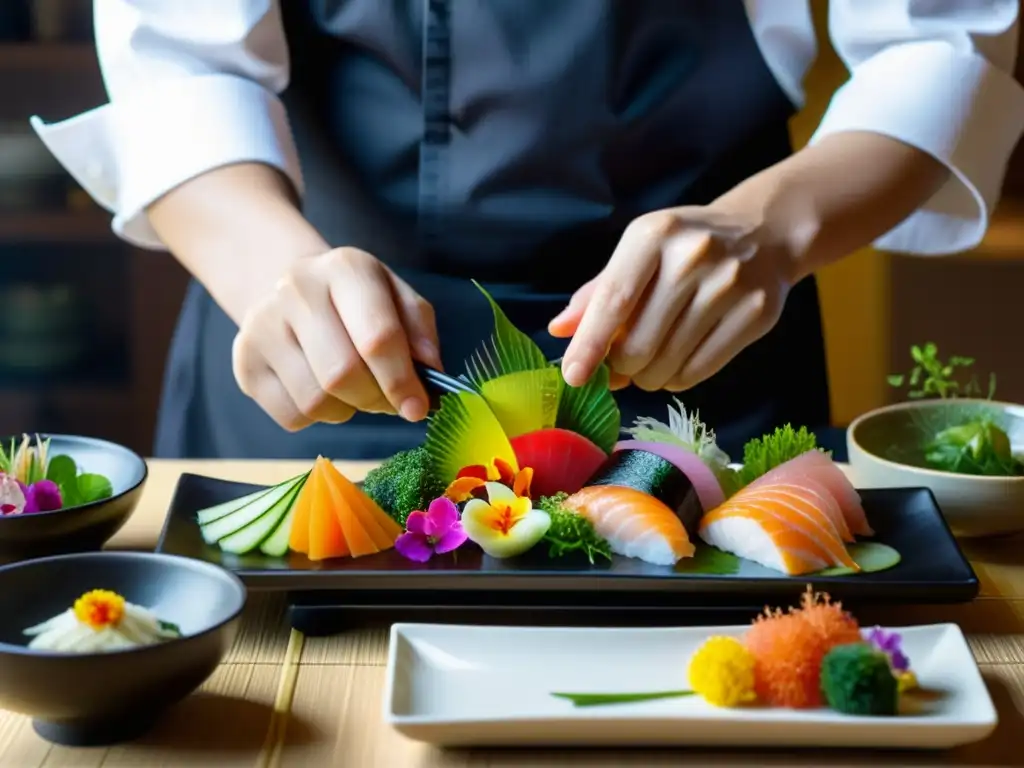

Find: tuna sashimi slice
614;440;725;511
749;449;873;536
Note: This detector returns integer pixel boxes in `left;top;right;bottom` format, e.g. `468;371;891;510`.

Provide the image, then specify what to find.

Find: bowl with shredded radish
0;551;245;746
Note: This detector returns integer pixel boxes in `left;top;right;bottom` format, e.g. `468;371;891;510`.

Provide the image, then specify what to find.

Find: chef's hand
549;207;792;393
232;247;441;431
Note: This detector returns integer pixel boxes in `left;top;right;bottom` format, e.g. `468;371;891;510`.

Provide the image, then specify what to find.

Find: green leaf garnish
673;545;741;575
465;281;549;385
815;542;902;576
536;493;612;564
77;473;114;504
424;390;519;483
554;363;621;454
889;342;996;400
46;454;81;507
158;620;182;636
733;425;825;489
552;690;695;707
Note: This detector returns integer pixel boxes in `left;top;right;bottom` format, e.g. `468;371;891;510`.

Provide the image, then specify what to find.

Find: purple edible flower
394;497;468;563
866;626;910;672
23;480;62;513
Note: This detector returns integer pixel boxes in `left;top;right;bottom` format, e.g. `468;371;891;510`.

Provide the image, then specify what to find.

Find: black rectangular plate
156;473;979;607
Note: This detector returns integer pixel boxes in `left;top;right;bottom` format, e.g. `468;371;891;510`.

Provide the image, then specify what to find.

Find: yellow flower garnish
897;670;918;693
687;636;758;708
461;482;551;558
73;589;126;630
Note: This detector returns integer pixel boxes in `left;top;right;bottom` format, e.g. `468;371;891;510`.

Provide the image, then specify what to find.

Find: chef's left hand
549;206;794;392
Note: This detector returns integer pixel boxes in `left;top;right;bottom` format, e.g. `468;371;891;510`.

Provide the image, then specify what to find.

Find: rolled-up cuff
30;74;304;251
811;40;1024;255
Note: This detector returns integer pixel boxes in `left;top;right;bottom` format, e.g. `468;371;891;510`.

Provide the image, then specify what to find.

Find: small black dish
158;474;979;616
0;434;147;561
0;551;246;746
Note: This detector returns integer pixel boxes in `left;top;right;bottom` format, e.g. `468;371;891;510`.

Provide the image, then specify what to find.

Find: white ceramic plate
384;622;996;749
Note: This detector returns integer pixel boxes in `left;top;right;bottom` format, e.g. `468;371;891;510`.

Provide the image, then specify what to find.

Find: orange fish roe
744;587;862;709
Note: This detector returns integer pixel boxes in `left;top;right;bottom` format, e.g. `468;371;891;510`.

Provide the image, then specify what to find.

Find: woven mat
3;535;1024;767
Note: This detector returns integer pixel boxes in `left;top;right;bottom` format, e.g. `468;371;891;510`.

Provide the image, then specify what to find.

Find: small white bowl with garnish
847;344;1024;538
0;551;245;746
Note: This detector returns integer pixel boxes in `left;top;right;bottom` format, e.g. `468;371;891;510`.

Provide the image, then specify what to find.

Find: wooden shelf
0;43;95;73
0;210;111;243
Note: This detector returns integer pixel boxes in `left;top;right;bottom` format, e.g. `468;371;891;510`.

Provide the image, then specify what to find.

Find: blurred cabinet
0;29;189;454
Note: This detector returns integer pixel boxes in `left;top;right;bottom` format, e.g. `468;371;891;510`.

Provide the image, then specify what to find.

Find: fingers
325;250;431;422
630;256;743;392
609;230;713;378
668;289;775;391
561;213;674;386
387;269;443;369
548;278;597;339
608;371;632;391
232;323;354;431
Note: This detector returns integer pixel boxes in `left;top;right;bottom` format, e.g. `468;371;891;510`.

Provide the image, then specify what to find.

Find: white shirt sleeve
30;0;301;250
814;0;1024;255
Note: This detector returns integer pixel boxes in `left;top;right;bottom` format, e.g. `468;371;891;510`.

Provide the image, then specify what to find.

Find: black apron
154;0;830;461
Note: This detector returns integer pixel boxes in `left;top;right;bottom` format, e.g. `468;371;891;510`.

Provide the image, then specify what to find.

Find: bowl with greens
0;434;147;559
848;343;1024;538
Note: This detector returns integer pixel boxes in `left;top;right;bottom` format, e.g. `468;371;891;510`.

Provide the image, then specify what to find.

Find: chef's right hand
231;247;441;431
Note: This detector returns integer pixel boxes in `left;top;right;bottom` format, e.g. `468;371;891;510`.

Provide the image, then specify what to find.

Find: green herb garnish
887;342;994;400
820;643;898;716
887;343;1023;477
45;455;114;508
536;493;613;564
362;446;446;526
158;620;182;636
731;425;826;490
0;434;52;485
552;690;696;707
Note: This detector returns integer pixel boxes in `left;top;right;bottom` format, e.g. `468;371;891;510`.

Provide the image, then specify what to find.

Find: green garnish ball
820;642;899;717
362;446;446;526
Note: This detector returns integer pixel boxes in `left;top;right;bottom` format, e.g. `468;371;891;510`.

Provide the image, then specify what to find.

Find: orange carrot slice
308;457;350;561
321;461;399;550
320;460;379;557
288;476;314;554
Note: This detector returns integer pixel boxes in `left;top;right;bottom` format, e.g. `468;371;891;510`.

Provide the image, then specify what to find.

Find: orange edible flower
73;589;126;630
446;460;534;502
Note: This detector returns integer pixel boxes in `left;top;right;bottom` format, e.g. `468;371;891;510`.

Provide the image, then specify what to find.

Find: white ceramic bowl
847;399;1024;538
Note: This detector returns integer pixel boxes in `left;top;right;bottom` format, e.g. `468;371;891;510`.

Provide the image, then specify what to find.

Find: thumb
387;270;443;370
548;278;598;338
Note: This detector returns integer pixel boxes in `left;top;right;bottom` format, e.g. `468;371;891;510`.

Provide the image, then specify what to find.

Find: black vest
155;0;830;459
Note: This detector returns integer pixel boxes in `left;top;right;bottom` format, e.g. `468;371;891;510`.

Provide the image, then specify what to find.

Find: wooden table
1;460;1023;767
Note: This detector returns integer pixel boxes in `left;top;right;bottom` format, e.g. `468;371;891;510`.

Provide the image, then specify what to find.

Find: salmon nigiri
565;485;695;566
749;450;873;537
699;482;859;575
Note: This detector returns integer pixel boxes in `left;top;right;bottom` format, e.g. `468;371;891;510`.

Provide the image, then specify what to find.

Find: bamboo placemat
1;458;1022;766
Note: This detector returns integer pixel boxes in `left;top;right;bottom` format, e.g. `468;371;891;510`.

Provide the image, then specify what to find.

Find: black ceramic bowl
0;551;246;746
0;434;147;560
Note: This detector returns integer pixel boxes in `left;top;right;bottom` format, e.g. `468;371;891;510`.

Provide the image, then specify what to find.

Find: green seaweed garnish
552;690;696;707
731;425;826;490
536;493;612;564
820;643;899;716
158;620;182;636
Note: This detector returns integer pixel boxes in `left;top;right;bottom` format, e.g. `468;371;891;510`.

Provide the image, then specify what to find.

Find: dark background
0;2;1021;455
